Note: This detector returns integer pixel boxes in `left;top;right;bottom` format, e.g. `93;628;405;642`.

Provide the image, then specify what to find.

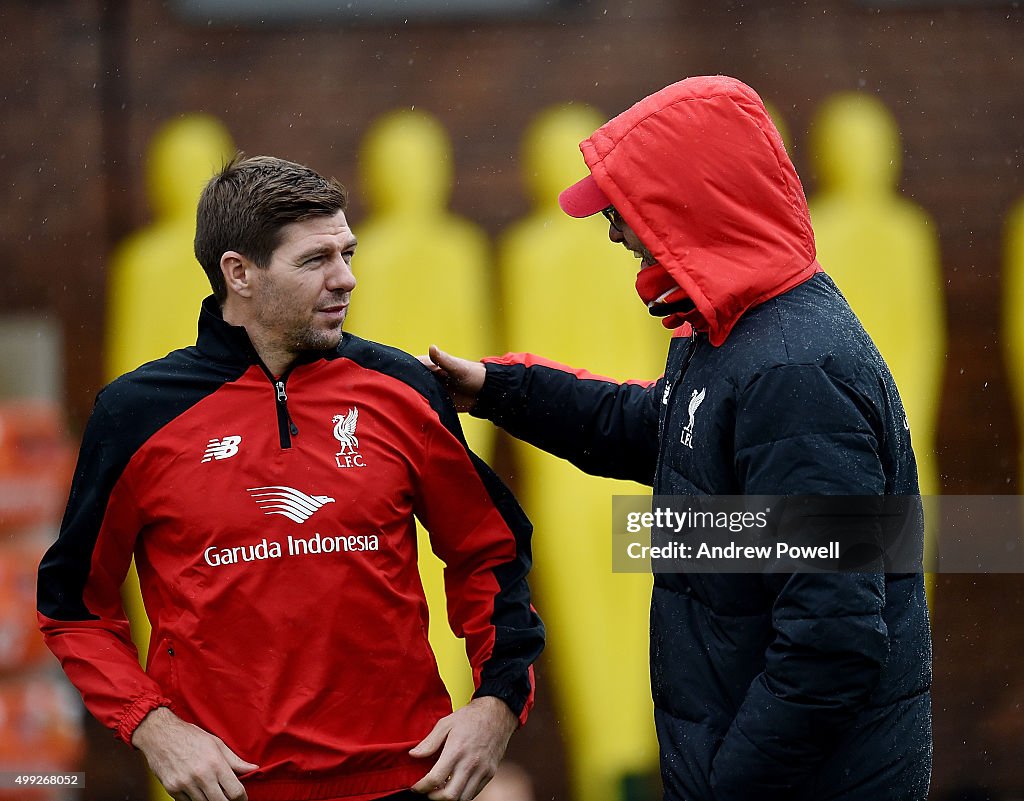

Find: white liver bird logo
333;408;359;456
681;387;706;448
686;388;706;430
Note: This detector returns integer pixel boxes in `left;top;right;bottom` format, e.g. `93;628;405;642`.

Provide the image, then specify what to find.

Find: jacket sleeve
36;397;172;745
413;388;545;725
471;353;662;485
711;364;890;800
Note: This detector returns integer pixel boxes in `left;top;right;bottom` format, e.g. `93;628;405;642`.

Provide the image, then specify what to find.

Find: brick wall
4;0;1023;797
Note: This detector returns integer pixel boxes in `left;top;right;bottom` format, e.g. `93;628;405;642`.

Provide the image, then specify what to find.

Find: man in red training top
38;155;544;801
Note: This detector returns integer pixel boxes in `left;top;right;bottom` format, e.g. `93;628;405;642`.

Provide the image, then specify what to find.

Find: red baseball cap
557;173;610;218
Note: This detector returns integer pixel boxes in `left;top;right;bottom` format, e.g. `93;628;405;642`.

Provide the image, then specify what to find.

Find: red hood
581;75;819;346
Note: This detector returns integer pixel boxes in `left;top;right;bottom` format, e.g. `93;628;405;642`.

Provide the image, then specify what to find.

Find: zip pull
272;379;297;447
274;379;299;440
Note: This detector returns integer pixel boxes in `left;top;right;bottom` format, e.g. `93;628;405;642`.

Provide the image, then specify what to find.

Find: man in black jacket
425;76;932;800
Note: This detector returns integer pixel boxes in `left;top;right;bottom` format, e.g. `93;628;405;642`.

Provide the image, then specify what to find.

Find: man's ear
221;251;254;299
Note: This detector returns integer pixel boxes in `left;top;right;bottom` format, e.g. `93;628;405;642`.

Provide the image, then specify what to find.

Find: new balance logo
202;435;242;462
247;486;336;524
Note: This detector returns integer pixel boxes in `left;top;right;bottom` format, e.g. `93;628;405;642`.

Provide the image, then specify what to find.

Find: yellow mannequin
808;93;945;583
1003;198;1024;494
347;109;494;707
498;104;665;801
105;114;234;801
107;115;235;378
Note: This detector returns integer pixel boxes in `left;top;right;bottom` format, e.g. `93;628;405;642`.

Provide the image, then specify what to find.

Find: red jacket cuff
116;694;174;745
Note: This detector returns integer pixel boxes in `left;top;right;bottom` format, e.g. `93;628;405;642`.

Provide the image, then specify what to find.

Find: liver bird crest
333;408;359;456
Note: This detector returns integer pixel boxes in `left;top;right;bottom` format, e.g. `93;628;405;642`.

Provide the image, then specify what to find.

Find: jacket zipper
653;330;700;484
269;371;299;450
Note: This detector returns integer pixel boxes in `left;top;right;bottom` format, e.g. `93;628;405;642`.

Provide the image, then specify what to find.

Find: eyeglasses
601;206;625;231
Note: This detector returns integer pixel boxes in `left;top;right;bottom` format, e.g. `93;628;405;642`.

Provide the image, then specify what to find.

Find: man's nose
608;223;625;244
326;258;357;292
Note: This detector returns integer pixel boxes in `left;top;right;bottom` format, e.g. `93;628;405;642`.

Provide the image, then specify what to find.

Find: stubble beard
288;314;344;354
255;293;346;359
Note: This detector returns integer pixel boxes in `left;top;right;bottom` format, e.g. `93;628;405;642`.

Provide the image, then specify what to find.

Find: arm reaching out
422;345;662;484
420;345;485;413
410;696;518;800
132;707;259;801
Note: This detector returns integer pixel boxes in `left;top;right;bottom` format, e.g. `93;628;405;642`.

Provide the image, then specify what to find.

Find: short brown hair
194;154;348;302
